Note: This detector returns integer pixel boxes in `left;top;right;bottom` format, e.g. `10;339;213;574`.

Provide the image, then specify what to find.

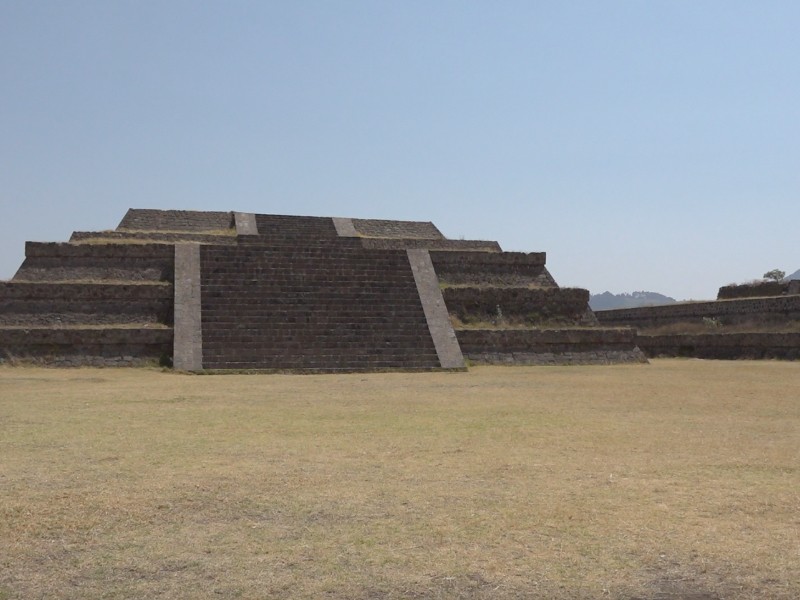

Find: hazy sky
2;2;798;300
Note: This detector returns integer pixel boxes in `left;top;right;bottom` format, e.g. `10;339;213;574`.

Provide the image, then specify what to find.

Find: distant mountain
590;291;677;311
786;269;800;281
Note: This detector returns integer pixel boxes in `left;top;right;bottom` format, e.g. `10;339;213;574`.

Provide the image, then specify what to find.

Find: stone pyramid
0;209;645;370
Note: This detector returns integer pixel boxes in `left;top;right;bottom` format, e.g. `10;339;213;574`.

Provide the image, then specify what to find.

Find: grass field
1;360;798;599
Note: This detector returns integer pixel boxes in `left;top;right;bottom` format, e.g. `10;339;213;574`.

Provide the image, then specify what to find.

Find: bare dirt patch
1;360;798;599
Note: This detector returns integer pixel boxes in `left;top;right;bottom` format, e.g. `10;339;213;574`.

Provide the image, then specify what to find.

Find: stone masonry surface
255;214;339;239
444;286;591;324
360;238;501;252
0;282;172;326
430;251;555;287
717;281;797;299
595;295;800;328
352;219;444;239
14;243;175;282
638;332;800;360
118;209;234;231
199;240;440;371
456;328;646;365
0;328;171;366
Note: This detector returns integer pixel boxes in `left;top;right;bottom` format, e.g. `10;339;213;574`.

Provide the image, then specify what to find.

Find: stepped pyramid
0;209;645;371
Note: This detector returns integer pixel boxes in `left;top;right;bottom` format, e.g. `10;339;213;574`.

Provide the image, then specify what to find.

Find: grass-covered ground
1;360;798;599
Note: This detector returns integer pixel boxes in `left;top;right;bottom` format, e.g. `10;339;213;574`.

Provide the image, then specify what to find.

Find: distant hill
590;291;677;311
786;269;800;281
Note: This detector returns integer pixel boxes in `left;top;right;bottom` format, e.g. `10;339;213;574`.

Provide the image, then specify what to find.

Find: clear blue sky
2;1;798;300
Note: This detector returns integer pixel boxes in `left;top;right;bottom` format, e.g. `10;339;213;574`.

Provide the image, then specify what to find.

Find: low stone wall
352;219;444;239
456;328;646;365
717;281;795;299
117;209;234;231
718;282;775;299
443;286;591;325
595;295;800;328
638;332;800;360
0;328;172;366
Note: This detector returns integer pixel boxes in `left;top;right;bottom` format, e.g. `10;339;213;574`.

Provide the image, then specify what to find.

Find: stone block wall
360;238;501;252
199;241;440;371
0;328;172;366
352;219;444;239
595;295;800;328
717;281;792;299
117;209;234;231
443;286;591;325
638;332;800;360
456;328;646;365
430;251;555;287
13;243;175;282
255;214;339;239
1;239;177;366
0;282;172;326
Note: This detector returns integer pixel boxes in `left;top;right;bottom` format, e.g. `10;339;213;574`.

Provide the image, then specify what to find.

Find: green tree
763;269;786;282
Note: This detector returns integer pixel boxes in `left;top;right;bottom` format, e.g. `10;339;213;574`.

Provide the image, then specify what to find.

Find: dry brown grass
1;361;798;599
